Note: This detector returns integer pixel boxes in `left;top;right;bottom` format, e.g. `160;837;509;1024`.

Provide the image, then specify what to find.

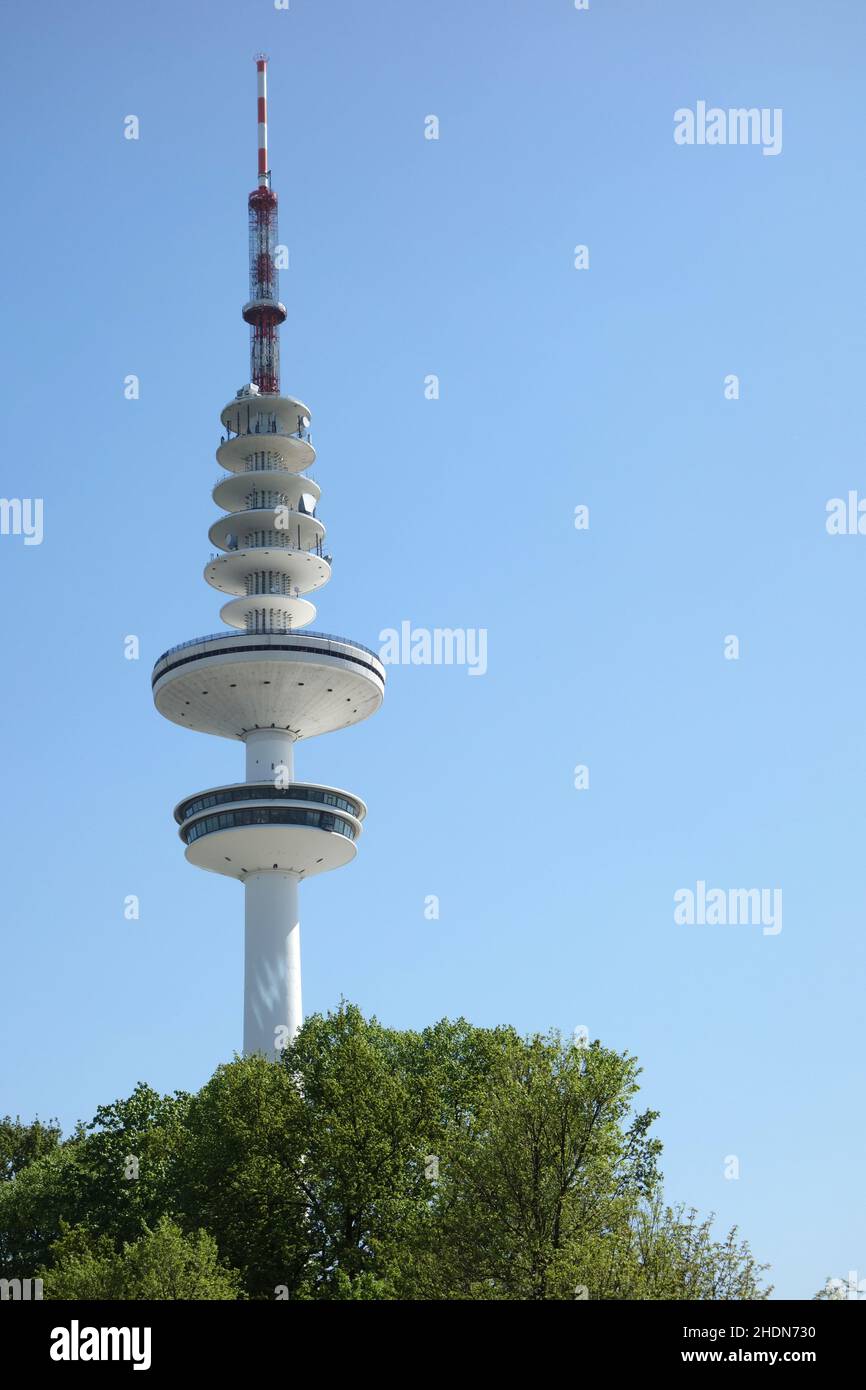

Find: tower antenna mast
243;53;287;395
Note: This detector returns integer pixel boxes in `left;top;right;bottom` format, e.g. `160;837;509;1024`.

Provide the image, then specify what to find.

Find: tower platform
152;630;385;741
174;780;365;880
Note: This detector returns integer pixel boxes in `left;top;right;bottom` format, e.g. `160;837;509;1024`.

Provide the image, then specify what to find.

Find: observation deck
152;630;385;742
174;780;366;880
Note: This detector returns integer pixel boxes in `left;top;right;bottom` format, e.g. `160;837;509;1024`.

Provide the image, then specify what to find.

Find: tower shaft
244;871;302;1055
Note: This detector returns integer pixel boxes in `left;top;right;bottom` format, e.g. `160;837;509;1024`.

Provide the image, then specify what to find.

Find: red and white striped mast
256;54;269;187
243;53;286;394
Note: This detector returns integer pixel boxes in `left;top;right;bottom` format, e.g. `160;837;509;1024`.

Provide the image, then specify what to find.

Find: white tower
152;57;384;1057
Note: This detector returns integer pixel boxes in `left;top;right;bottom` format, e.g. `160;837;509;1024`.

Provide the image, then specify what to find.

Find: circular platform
219;595;316;631
208;509;324;553
215;433;315;475
204;547;330;596
175;781;366;826
242;298;287;325
175;780;365;880
152;630;385;741
220;393;311;437
212;471;320;514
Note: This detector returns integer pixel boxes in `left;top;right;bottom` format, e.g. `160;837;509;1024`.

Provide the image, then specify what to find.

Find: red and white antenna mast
242;54;286;394
257;53;270;187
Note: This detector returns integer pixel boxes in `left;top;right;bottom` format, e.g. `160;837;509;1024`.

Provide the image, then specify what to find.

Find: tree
0;1142;84;1278
0;1084;189;1278
0;1114;61;1182
380;1026;663;1299
40;1217;242;1300
174;1054;307;1298
74;1083;191;1247
814;1275;863;1300
595;1198;771;1300
285;1004;445;1298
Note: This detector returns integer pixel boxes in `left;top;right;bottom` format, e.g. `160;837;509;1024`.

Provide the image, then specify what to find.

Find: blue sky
1;0;863;1299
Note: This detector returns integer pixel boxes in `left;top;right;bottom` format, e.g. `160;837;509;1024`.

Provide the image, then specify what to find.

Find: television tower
152;57;384;1056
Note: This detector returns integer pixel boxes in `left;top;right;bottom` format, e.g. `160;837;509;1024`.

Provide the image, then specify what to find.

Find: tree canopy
0;1005;770;1300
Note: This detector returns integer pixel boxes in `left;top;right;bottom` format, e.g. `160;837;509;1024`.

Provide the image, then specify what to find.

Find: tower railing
208;536;325;560
211;496;317;514
213;468;317;491
222;424;311;443
153;630;384;667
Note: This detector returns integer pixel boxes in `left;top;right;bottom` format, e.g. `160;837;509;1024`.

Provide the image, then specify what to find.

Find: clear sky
1;0;863;1300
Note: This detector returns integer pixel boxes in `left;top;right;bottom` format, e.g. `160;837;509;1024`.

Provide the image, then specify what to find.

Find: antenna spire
243;55;286;394
255;52;269;188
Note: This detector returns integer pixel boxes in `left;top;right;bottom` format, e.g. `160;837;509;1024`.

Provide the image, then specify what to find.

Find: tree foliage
40;1217;241;1300
0;1114;62;1182
0;1005;770;1300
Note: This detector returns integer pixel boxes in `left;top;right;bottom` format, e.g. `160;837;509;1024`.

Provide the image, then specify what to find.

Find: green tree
387;1029;663;1299
591;1197;770;1300
0;1084;189;1277
74;1083;190;1246
0;1115;61;1181
286;1004;442;1298
814;1275;860;1300
0;1140;85;1278
174;1054;308;1298
40;1217;242;1300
